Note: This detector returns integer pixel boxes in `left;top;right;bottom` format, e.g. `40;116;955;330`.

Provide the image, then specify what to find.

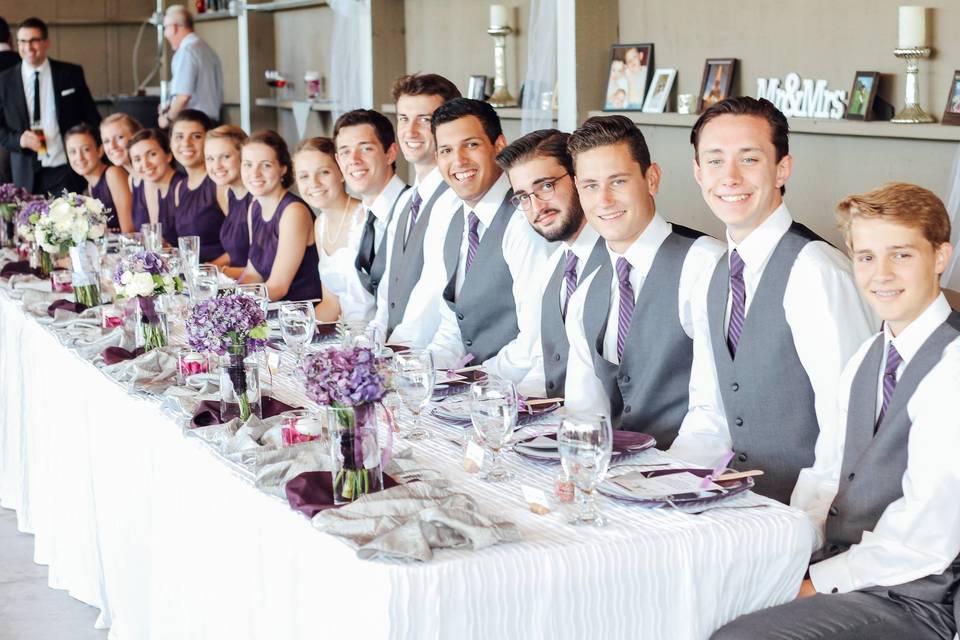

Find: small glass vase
220;349;262;422
329;403;383;505
70;242;102;307
134;295;169;351
0;218;14;248
38;249;57;278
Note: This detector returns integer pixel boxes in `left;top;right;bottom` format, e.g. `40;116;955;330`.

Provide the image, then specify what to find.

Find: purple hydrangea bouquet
186;293;269;421
0;183;28;248
299;346;388;503
114;250;183;350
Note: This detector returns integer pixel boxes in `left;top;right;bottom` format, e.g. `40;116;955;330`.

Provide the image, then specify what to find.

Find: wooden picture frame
943;70;960;126
467;75;488;101
697;58;737;114
642;68;677;113
603;43;655;111
845;71;880;121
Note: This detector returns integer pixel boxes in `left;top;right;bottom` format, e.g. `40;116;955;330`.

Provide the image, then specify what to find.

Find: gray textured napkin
101;345;179;386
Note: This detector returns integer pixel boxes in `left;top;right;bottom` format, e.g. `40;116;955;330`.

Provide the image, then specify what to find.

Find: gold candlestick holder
891;47;936;124
486;25;517;107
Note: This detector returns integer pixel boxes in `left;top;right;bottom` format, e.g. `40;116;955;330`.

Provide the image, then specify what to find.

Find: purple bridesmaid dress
248;191;322;301
219;189;253;267
131;179;149;230
89;167;121;229
160;175;225;262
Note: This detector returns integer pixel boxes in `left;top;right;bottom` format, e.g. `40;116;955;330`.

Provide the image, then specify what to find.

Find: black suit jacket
0;59;101;192
0;50;19;73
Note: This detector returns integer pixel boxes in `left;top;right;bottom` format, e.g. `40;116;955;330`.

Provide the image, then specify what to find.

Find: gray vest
817;313;960;605
441;192;518;364
582;226;702;446
706;222;823;504
541;237;607;396
385;183;450;335
357;185;409;295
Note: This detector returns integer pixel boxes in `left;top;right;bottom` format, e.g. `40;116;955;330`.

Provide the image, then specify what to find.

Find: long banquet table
0;279;815;640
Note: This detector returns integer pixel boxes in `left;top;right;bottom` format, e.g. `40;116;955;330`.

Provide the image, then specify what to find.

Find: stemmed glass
236;283;269;315
393;349;436;440
557;413;614;527
190;264;220;303
178;236;200;274
468;376;518;482
141;223;163;252
341;320;384;353
278;301;316;369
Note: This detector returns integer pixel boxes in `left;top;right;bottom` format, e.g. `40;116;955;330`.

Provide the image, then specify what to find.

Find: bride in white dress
293;138;364;322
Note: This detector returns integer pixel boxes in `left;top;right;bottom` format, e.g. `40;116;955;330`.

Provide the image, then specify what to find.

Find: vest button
389;302;396;309
465;339;473;347
830;587;839;594
731;382;739;391
734;417;743;426
829;544;839;553
457;312;465;320
547;381;555;390
828;506;838;517
554;353;561;361
736;452;747;462
372;280;379;287
621;374;631;384
847;472;855;481
623;405;632;413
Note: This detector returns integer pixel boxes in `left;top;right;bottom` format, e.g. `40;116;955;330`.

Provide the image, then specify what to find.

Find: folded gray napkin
312;482;521;562
101;345;179;387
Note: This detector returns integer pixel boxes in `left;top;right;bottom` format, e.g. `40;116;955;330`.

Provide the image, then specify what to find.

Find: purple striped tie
562;250;578;319
615;257;634;361
404;190;423;246
876;342;902;429
727;249;746;357
465;212;480;274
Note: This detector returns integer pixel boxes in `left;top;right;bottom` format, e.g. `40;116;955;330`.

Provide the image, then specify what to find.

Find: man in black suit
0;17;19;183
0;17;100;195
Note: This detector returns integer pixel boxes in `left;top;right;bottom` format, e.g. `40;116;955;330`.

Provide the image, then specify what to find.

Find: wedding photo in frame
642;68;677;113
943;70;960;126
603;43;654;111
697;58;737;114
845;71;880;121
467;75;488;100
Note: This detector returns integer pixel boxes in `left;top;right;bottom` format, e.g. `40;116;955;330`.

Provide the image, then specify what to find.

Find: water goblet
141;223;163;252
278;301;316;369
236;283;269;315
468;375;518;482
393;349;436;440
177;235;200;272
557;413;614;527
190;264;220;303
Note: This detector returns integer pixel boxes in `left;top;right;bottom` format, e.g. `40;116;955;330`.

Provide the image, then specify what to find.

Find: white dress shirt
335;175;406;322
669;204;877;467
564;213;725;418
427;173;556;378
371;167;447;336
21;59;65;167
791;294;960;594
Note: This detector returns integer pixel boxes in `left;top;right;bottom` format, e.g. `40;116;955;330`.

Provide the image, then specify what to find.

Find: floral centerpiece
33;193;108;286
0;183;28;248
113;250;182;350
299;346;388;503
186;293;269;421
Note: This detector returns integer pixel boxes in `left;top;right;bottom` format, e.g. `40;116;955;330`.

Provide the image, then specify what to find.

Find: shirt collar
22;57;50;78
566;221;601;262
178;32;199;50
465;172;511;227
727;202;793;274
885;293;952;366
414;166;445;200
607;212;671;275
367;174;406;222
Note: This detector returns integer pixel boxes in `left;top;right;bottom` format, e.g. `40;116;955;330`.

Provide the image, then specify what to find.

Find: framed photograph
642;68;677;113
697;58;737;114
943;70;960;126
468;75;488;101
603;43;654;111
845;71;880;121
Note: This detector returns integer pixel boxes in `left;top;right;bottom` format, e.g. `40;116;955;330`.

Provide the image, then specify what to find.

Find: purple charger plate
513;430;656;463
597;466;754;507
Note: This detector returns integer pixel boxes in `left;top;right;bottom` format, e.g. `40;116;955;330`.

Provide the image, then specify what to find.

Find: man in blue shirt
158;5;223;128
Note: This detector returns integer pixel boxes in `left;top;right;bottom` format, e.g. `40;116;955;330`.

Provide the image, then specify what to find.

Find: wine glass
393;349;436;440
278;301;316;368
141;223;163;252
557;413;614;527
468;376;518;482
236;283;269;315
341;320;384;353
190;264;220;303
178;235;200;273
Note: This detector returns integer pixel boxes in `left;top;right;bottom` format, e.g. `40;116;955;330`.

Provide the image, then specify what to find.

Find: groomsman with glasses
495;128;606;397
563;115;724;445
713;183;960;640
427;98;554;377
669;97;874;503
371;74;461;346
333;109;409;322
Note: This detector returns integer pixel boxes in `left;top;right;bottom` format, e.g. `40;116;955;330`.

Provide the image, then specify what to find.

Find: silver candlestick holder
486;25;517;107
891;47;936;124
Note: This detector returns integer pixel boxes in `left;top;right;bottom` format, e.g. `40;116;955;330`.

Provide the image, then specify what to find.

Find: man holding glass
0;16;100;194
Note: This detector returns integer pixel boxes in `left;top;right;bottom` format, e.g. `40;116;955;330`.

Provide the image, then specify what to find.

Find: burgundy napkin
285;471;401;518
47;299;88;317
189;396;300;429
524;430;656;455
102;346;145;365
0;260;41;278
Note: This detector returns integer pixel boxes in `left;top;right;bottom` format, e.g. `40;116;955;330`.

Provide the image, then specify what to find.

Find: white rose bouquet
113;250;183;350
32;192;108;255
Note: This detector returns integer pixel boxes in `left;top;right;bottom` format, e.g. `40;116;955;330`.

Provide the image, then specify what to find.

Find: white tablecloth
0;287;815;640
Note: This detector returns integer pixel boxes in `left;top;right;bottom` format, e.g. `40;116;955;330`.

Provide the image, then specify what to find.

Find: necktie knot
465;211;481;274
885;343;902;377
468;211;480;233
877;341;903;429
615;256;632;283
726;249;747;357
403;190;423;246
563;250;578;275
729;249;745;277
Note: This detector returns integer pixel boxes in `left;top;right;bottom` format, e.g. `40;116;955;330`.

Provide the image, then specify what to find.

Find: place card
613;471;721;497
463;438;484;473
521;484;551;515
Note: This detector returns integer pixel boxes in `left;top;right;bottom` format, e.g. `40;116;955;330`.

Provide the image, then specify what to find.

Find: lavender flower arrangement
0;183;28;218
14;197;47;243
113;250;181;299
298;346;386;407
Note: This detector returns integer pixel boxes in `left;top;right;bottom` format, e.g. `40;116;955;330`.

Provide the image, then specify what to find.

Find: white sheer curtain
940;144;960;292
520;0;557;134
328;0;370;121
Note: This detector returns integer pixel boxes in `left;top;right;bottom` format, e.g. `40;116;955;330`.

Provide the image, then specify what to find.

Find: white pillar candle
898;6;927;48
490;4;510;28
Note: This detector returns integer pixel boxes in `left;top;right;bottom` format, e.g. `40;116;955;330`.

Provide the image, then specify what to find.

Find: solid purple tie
562;250;578;319
403;190;423;247
465;211;480;274
615;257;634;361
727;249;746;357
876;342;902;429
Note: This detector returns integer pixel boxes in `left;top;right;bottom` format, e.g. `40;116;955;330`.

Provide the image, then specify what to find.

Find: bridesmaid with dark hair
239;130;322;302
161;109;226;262
127;128;181;229
205;124;251;279
64;123;134;232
